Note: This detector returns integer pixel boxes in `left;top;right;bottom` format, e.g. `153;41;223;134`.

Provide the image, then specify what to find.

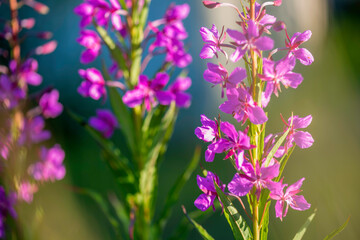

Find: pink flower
219;86;268;125
122;73;171;111
194;171;226;211
199;24;226;59
209;121;255;162
89;109;118;138
227;20;274;62
77;30;102;64
18;116;51;145
285;115;314;149
39;89;63;118
78;68;106;100
10;58;42;86
194;115;220;162
259;57;303;98
0;74;25;109
228;161;279;199
286;30;314;65
29;145;66;182
203;63;246;97
17;182;38;203
268;178;311;221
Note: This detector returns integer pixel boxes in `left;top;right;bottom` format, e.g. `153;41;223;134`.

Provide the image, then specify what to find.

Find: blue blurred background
7;0;360;239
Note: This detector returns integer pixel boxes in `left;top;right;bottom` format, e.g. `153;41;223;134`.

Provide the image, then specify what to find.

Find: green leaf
264;127;290;167
292;209;317;240
170;209;215;240
323;217;350;240
275;145;295;182
214;183;253;240
182;206;215;240
94;23;129;80
103;63;136;154
157;146;202;229
67;109;137;191
74;188;124;239
260;201;271;240
139;103;178;222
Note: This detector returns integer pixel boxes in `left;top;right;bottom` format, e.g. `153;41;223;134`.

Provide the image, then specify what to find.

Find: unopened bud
35;41;57;55
21;18;36;29
273;21;286;32
24;0;49;15
274;0;282;6
202;1;221;9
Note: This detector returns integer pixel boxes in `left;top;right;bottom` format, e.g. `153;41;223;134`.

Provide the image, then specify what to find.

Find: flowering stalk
192;0;317;239
74;0;195;239
0;0;64;238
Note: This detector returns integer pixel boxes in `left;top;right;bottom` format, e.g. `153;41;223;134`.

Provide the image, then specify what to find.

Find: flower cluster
194;0;314;225
74;0;192;138
0;1;65;237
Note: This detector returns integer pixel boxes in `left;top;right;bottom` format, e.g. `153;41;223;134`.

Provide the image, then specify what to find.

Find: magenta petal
293;131;314;148
246;20;259;38
282;72;303;88
200;44;215;59
175;92;191;108
111;13;122;31
248;105;268;125
194;194;216;211
275;200;285;221
291;115;312;129
294;48;314;65
220;121;238;141
205;149;215;162
122;89;145;107
261;163;280;180
25;72;42;86
228;173;253;197
286;178;304;196
230;47;246;62
228;67;246;85
208;139;231;153
276;57;295;76
290;195;311;211
227;29;246;43
80;49;98;64
295;30;312;44
156;91;173;105
255;36;274;51
203;69;222;84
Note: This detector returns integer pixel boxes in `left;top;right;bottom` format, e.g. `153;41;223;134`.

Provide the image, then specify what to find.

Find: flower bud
35;41;57;55
202;1;221;9
21;18;36;29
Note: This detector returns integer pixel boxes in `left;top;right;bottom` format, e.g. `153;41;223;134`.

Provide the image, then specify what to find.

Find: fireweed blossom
77;29;102;64
219;86;268;125
268;178;311;221
227;20;274;62
0;1;65;237
199;24;227;59
203;63;247;97
122;73;172;111
195;115;220;162
78;68;106;100
194;0;315;238
89;109;118;138
194;171;226;211
259;56;303;98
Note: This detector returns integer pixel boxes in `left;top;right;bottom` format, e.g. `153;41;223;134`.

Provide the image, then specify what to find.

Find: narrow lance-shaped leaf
94;23;129;80
139;103;178;222
264;127;290;167
182;205;215;240
292;209;317;240
67;109;137;189
73;188;124;239
102;62;136;155
169;209;215;240
157;146;202;229
323;217;350;240
214;182;253;240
